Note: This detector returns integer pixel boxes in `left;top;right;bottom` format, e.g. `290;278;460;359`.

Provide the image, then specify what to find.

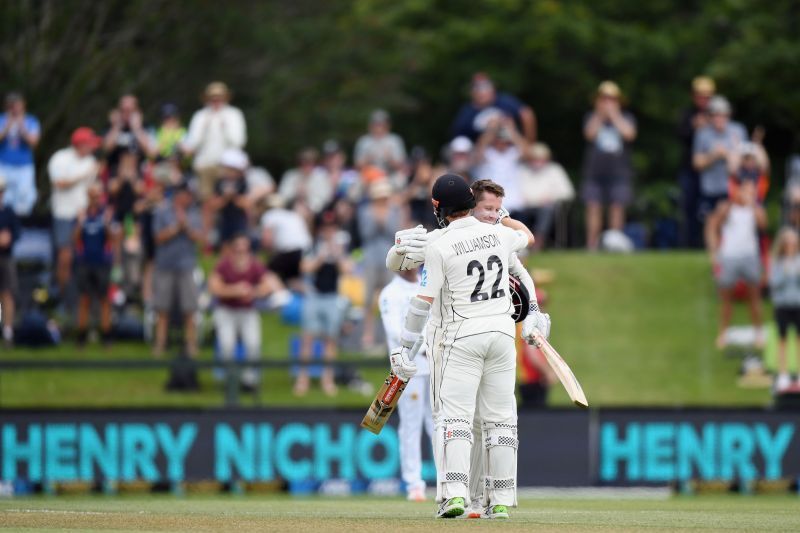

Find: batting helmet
431;173;476;228
509;274;530;323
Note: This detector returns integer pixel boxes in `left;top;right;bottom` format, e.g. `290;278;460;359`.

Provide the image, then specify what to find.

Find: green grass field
2;495;800;531
0;252;774;408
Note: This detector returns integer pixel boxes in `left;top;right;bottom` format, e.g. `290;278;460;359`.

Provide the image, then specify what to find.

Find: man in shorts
74;183;113;347
152;181;205;357
705;179;767;349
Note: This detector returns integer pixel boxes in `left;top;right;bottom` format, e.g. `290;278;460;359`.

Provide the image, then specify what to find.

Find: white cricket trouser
428;325;518;507
213;307;262;386
398;371;434;494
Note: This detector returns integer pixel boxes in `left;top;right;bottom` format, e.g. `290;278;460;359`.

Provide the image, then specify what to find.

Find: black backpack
165;351;199;391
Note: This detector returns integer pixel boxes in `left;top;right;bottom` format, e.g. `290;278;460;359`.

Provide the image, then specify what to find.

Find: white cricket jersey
418;216;528;338
379;275;430;375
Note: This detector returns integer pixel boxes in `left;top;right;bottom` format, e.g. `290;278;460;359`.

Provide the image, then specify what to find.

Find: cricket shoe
436;497;465;518
482;505;510;519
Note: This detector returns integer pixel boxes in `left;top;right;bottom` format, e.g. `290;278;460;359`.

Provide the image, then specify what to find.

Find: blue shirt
77;210;111;266
0;113;40;166
451;92;525;141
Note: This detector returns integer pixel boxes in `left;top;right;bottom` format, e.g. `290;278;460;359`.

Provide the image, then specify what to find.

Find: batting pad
483;422;518;507
439;418;472;501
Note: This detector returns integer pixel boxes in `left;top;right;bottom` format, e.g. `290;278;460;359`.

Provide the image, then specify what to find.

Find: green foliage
1;0;799;191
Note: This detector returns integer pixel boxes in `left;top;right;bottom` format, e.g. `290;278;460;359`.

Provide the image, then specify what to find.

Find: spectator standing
357;180;406;349
152;181;204;357
294;211;352;396
209;148;250;246
770;228;800;391
518;143;575;249
0;175;21;347
406;147;438;229
0;92;40;216
354;109;407;178
278;148;331;215
693;95;747;224
73;184;114;347
451;72;537;142
474;116;527;217
138;160;174;307
48;127;100;296
260;195;312;290
705;179;766;349
322;140;359;201
103;94;154;176
183;82;247;200
582;81;637;250
677;76;715;248
445;136;477;181
154;103;187;160
209;234;280;391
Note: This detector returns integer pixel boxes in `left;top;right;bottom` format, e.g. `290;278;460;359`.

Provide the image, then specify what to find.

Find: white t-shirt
184;105;247;169
475;146;524;211
418;216;528;337
379;275;430;376
260;208;312;252
519;162;576;207
720;204;758;259
47;147;96;220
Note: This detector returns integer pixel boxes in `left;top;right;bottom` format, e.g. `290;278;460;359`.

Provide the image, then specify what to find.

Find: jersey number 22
467;255;505;302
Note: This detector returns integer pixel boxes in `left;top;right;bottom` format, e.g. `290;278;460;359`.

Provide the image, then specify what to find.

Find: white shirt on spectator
260;208;312;252
354;133;406;171
184;105;247;170
278;167;332;214
518;162;576;207
475;146;524;212
47;147;96;220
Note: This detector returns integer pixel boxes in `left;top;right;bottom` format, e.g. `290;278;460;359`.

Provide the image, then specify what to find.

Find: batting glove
394;225;428;255
522;309;551;344
495;206;511;225
389;346;418;381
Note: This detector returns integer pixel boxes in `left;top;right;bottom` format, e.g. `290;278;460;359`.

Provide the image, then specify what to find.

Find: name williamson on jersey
452;233;501;256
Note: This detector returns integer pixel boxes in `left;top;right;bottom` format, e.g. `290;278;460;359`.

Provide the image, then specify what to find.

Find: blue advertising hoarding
1;409;797;486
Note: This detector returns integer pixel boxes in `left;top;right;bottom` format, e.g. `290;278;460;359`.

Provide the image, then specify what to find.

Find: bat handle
407;337;424;362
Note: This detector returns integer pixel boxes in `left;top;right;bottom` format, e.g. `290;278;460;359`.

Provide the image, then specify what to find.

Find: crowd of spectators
0;71;796;392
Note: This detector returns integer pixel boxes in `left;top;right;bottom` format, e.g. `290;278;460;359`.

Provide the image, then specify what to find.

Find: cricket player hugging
387;174;549;519
378;268;435;502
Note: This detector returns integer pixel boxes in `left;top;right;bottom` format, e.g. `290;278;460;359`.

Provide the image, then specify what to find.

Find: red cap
71;127;101;149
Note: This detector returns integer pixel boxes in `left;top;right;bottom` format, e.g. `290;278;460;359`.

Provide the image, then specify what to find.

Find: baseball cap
71;127;102;149
370;109;390;124
205;81;230;100
219;148;249;171
161;102;179;118
708;95;731;115
529;142;551;160
432;173;475;214
322;139;342;155
740;142;759;158
449;136;473;154
692;76;716;95
597;80;622;99
369;179;393;200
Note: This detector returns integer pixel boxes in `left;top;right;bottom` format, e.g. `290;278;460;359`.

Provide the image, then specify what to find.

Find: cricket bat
361;338;423;434
531;331;589;408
